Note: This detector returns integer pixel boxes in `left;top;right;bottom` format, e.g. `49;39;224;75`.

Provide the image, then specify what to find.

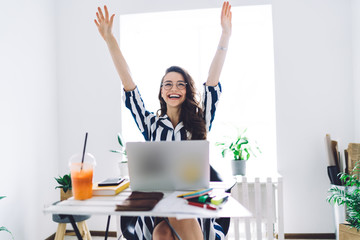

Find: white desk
44;182;251;239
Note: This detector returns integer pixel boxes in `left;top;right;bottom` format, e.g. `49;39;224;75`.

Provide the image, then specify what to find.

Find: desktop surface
44;182;251;219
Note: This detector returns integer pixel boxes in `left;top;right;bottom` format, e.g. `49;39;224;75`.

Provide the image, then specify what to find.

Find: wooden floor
64;237;334;240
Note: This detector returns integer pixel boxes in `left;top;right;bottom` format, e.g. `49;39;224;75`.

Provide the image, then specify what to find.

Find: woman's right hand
94;5;115;41
94;5;136;91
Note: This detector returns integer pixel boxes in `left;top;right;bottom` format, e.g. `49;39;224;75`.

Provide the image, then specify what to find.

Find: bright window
119;5;277;176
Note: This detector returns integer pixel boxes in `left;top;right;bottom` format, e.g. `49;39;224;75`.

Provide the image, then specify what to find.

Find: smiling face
161;72;187;109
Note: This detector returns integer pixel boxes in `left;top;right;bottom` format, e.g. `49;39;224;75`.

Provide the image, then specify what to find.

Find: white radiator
230;175;284;240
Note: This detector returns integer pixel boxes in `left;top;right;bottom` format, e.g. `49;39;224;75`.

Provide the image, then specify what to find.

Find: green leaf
327;161;360;230
111;134;127;156
0;196;5;200
215;127;261;161
244;148;250;160
256;145;262;154
117;133;124;147
110;150;122;153
0;226;14;239
238;139;249;148
55;179;64;186
63;174;71;183
55;173;72;190
221;149;226;158
241;128;248;136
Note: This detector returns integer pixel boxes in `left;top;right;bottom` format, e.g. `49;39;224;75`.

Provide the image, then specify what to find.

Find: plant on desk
55;173;72;201
0;196;14;240
110;133;127;161
110;133;128;177
328;162;360;238
216;128;261;176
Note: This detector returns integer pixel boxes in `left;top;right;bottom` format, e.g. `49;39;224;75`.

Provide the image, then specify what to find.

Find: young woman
95;2;232;239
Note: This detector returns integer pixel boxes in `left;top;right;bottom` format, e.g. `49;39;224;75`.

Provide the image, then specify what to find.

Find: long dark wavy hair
157;66;207;140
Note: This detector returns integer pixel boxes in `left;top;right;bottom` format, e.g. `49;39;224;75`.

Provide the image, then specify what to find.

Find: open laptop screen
126;140;210;191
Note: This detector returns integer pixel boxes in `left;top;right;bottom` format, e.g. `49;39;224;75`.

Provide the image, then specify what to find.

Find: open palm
221;1;232;35
94;5;115;41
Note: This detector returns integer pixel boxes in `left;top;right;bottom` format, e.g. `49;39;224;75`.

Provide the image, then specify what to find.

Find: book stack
92;179;130;196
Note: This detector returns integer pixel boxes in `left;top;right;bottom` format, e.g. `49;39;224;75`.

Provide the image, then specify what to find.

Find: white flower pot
231;160;246;176
118;161;129;177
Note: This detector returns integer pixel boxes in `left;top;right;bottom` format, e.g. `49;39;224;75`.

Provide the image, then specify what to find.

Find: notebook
126;140;210;191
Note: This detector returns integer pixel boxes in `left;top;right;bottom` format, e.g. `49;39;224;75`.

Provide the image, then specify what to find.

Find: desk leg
116;216;122;239
105;215;111;240
66;215;83;240
54;223;66;240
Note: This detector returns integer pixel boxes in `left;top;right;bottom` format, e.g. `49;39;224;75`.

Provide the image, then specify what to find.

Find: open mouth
168;94;181;99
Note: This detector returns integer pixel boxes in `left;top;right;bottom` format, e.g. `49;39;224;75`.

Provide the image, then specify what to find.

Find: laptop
126;140;210;191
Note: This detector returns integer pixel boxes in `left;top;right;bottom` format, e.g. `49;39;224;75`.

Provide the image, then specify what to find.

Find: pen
187;201;217;210
177;188;213;199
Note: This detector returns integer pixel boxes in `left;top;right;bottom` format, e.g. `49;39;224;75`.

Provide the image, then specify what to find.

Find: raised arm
206;1;232;86
94;6;136;91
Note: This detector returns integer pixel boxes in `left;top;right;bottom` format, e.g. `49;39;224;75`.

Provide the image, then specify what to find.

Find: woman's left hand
221;1;232;36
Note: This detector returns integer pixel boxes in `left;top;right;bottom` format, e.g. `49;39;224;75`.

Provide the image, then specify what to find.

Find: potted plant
110;133;128;177
216;128;261;176
328;162;360;239
0;196;14;240
55;173;73;201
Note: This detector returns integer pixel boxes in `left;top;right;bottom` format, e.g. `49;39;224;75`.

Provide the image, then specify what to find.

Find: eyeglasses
161;81;187;90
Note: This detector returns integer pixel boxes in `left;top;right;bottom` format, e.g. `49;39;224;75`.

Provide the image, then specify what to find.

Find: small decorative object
216;128;261;176
328;162;360;237
55;173;73;201
0;196;14;240
110;133;128;177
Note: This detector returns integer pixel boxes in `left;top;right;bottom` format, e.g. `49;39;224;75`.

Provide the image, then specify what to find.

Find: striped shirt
121;83;227;240
123;83;221;140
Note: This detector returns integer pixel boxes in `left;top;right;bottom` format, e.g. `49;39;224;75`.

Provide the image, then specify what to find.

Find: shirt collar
159;114;184;132
158;114;173;129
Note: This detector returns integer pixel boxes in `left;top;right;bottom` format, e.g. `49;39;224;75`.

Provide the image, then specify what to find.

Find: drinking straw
80;132;88;171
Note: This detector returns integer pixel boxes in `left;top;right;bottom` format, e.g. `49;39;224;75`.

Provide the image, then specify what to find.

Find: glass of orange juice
69;153;96;200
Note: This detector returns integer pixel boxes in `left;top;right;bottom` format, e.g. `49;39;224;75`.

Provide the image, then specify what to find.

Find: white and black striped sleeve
123;87;157;141
203;83;222;132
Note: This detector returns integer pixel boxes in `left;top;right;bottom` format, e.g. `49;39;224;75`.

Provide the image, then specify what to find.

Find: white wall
55;0;125;231
272;0;354;233
0;0;58;239
352;0;360;142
